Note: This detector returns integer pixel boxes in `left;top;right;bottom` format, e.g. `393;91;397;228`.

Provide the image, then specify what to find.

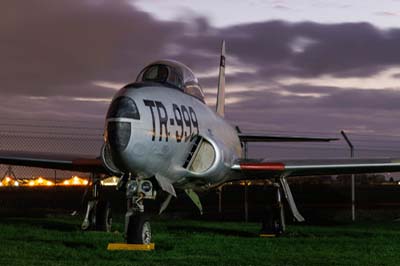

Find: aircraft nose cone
107;121;131;153
106;121;132;171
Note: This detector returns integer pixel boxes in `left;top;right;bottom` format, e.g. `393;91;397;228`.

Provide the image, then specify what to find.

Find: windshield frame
135;60;205;102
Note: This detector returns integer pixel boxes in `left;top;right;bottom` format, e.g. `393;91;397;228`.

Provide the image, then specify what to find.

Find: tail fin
216;40;226;117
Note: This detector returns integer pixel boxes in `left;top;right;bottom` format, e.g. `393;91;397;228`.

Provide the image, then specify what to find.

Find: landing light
101;176;119;186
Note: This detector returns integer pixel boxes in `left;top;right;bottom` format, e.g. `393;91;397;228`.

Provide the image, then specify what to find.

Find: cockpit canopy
136;60;205;102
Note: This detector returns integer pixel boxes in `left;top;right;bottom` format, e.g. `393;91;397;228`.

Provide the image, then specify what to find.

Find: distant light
0;182;3;187
63;180;70;185
37;177;43;184
29;180;35;186
14;181;19;187
5;177;11;183
72;176;80;185
46;181;54;186
101;176;119;186
83;180;88;185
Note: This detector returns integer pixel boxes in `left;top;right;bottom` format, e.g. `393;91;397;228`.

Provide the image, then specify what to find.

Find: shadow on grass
166;225;257;238
0;217;79;232
284;229;377;239
3;234;97;249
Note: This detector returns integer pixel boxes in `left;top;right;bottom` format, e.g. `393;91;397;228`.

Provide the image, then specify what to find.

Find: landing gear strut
260;176;305;236
81;176;112;232
123;175;156;244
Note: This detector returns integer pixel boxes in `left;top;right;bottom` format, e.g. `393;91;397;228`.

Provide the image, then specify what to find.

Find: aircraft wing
237;134;338;142
230;158;400;180
0;150;106;173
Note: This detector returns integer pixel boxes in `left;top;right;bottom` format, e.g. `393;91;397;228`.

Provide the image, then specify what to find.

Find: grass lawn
0;215;399;266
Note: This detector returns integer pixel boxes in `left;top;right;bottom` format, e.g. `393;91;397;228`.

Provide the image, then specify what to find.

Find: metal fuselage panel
104;85;242;189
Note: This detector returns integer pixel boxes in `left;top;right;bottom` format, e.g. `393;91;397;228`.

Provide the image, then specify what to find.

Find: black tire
95;201;112;232
260;206;274;233
126;213;151;244
260;205;285;235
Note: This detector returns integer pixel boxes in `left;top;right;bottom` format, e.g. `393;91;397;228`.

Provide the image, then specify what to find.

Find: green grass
0;215;399;266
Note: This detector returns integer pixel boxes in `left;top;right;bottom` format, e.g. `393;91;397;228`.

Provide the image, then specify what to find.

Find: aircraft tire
95;200;112;232
126;213;152;244
260;205;285;235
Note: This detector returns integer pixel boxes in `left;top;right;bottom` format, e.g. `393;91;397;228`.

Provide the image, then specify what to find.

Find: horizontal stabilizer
238;134;338;143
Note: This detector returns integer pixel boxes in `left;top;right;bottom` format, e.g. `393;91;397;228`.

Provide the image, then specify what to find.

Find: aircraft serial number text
143;99;199;142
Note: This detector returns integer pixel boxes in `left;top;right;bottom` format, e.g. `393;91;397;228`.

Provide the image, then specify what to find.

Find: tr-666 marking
143;99;199;142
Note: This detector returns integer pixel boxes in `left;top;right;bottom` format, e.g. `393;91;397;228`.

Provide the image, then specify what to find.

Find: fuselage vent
183;136;202;169
184;137;216;173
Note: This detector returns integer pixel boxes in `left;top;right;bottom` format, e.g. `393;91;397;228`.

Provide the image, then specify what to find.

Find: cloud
176;20;400;80
0;0;182;99
273;4;291;10
3;2;400;99
375;11;400;17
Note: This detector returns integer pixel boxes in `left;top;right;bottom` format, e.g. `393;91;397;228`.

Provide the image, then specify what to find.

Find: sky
2;0;400;159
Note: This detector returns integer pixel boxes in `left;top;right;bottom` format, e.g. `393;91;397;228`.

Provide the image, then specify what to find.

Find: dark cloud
0;0;182;98
176;20;400;79
0;95;109;122
271;84;400;111
3;1;400;99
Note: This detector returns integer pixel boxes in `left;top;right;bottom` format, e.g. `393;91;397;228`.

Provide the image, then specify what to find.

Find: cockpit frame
135;60;205;103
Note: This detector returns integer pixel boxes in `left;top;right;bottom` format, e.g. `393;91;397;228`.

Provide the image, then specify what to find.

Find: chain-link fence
0;121;104;184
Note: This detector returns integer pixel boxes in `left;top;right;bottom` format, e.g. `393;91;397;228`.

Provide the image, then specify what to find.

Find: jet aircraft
1;41;400;244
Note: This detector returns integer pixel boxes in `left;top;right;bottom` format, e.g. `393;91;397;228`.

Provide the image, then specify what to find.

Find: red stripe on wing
240;162;285;171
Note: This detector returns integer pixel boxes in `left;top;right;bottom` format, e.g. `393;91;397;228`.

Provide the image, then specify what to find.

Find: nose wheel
123;177;156;244
126;212;152;244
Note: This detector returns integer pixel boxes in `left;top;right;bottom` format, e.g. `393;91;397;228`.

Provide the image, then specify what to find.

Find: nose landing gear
123;177;156;244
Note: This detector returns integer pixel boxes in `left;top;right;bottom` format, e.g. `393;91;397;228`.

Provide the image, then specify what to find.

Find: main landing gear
260;177;305;236
81;176;112;232
122;175;156;244
260;183;285;236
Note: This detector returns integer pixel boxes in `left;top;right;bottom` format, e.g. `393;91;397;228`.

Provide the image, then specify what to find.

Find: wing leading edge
0;150;106;173
231;158;400;180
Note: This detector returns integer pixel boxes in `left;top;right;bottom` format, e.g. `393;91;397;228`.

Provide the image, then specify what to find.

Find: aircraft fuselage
103;84;242;190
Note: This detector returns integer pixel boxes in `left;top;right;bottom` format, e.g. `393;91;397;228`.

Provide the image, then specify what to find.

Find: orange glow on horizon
0;175;89;187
